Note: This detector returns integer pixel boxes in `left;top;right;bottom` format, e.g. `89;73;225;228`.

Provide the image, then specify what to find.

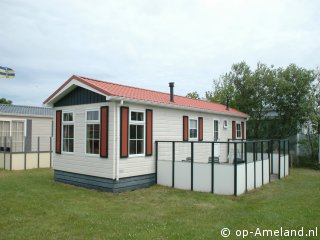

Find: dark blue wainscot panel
54;170;155;192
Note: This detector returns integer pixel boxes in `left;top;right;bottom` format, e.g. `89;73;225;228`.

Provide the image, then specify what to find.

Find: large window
0;120;25;152
62;112;74;153
236;123;242;139
213;120;219;141
0;121;10;150
86;110;100;154
189;119;198;140
129;110;144;155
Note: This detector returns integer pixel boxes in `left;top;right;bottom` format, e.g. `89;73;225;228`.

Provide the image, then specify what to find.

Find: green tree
0;98;12;104
206;62;316;139
269;64;316;137
186;91;200;100
206;62;276;138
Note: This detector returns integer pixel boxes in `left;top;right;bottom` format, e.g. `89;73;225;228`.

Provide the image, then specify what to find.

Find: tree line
187;62;319;140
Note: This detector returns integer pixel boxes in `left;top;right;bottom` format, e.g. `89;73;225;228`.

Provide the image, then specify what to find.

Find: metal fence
0;136;52;170
155;139;290;196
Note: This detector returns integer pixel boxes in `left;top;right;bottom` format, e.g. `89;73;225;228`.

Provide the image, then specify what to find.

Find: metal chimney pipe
169;82;174;102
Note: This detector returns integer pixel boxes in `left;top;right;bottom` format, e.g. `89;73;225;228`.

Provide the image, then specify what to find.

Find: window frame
236;122;242;139
62;111;75;154
0;118;26;152
213;119;220;141
129;109;145;157
85;109;100;156
188;118;198;141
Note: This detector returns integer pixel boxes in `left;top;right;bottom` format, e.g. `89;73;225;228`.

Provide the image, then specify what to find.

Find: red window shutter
232;121;236;140
100;106;109;158
241;121;245;140
55;110;62;154
145;109;153;156
120;106;129;158
183;116;189;141
198;117;203;141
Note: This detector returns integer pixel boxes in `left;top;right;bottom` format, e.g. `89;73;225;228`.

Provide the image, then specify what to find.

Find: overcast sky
0;0;319;106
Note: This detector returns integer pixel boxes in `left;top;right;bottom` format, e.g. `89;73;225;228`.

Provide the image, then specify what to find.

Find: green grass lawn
0;169;319;240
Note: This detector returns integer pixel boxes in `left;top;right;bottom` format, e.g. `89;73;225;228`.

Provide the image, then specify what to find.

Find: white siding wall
53;102;115;178
53;101;246;179
119;102;246;178
0;114;53;151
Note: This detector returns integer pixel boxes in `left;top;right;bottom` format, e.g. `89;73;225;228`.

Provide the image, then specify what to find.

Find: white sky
0;0;319;106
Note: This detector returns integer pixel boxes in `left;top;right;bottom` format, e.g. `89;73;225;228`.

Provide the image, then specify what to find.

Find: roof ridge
76;75;237;110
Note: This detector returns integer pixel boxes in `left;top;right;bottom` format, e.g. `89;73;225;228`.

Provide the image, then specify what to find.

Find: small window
87;110;99;121
63;112;73;122
189;119;198;140
131;112;144;122
86;110;100;154
236;123;242;139
129;110;145;155
62;112;74;153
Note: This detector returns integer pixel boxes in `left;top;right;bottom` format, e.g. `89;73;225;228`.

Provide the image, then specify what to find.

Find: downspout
115;100;123;181
113;101;118;180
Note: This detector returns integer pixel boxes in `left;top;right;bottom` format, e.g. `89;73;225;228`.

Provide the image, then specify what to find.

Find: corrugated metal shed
0;104;53;117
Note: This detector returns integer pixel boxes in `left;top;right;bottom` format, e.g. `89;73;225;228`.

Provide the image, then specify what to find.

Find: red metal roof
44;75;248;117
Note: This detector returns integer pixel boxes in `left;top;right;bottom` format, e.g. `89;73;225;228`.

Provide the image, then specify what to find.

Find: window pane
93;140;99;154
130;140;136;154
131;112;137;121
190;119;197;129
190;129;197;138
63;125;69;138
87;111;99;121
93;124;100;138
130;125;136;139
137;140;144;154
87;125;92;138
69;125;74;138
69;139;74;152
137;125;144;139
137;112;144;121
63;139;68;152
63;113;73;122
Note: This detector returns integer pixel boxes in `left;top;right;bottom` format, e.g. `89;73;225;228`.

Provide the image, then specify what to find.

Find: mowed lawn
0;169;319;240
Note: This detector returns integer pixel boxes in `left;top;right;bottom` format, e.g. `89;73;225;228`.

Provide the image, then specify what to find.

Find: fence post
253;142;256;189
261;141;264;185
268;141;271;182
37;136;40;168
155;142;158;184
211;142;215;194
245;142;248;192
234;142;237;196
172;142;175;188
4;136;6;170
191;142;194;191
283;140;286;177
271;140;274;174
49;136;52;168
288;140;290;176
24;136;27;170
10;137;12;171
278;140;281;179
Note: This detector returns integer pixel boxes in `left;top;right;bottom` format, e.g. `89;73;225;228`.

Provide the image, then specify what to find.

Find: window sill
85;153;100;157
61;151;74;155
128;154;145;158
